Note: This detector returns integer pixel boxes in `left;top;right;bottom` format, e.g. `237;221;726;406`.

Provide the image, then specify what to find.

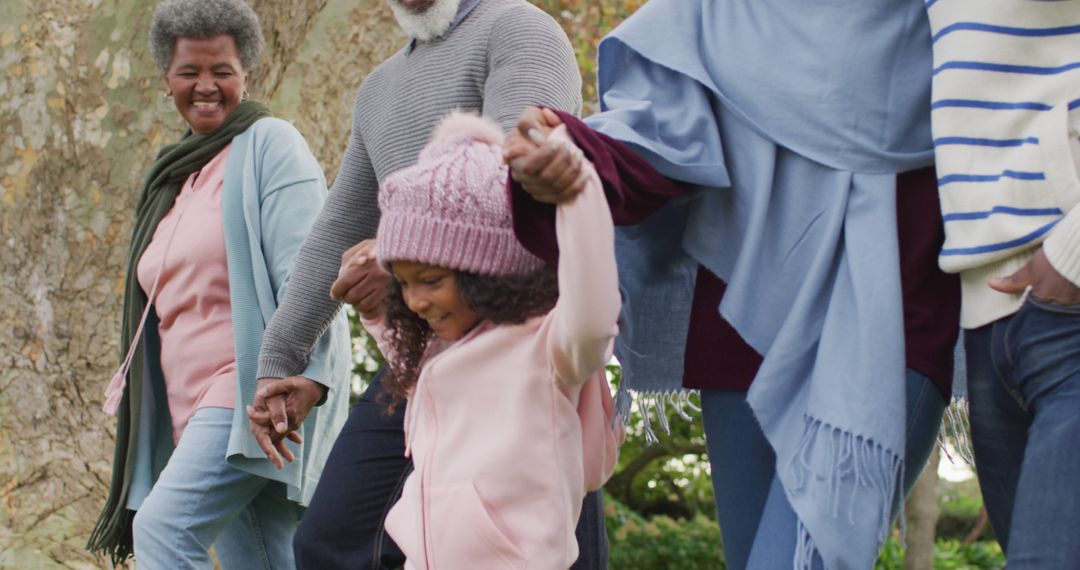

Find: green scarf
87;101;271;564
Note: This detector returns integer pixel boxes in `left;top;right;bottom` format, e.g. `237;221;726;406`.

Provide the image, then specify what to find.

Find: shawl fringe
789;414;905;570
614;386;700;444
938;398;975;466
86;507;134;566
86;386;136;564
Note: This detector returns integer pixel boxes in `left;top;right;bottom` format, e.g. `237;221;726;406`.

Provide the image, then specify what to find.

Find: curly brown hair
379;265;559;412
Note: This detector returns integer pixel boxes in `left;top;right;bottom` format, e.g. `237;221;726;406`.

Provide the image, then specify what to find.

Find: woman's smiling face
164;34;247;134
392;261;480;342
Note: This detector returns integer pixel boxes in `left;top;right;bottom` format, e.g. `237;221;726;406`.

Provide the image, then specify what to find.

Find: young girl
358;112;620;569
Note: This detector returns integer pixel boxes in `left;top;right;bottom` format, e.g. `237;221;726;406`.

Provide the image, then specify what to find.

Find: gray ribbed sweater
258;0;582;380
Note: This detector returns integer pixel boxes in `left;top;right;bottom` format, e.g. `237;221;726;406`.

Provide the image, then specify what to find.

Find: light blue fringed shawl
587;0;936;567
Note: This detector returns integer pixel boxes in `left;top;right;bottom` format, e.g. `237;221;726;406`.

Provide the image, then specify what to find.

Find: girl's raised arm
546;126;621;388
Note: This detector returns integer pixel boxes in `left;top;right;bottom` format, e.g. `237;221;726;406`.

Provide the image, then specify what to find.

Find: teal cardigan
126;118;352;510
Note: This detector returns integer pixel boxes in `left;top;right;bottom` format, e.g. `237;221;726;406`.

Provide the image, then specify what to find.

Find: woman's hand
504;106;589;205
988;247;1080;305
330;239;388;318
247;376;325;469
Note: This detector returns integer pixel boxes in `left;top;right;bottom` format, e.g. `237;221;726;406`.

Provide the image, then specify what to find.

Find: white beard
388;0;462;42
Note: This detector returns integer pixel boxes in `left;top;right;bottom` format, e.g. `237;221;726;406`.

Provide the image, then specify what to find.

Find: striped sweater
928;0;1080;328
257;0;582;380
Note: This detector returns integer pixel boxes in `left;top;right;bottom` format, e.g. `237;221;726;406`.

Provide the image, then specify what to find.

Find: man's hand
504;106;588;205
330;239;389;317
247;376;325;469
988;247;1080;305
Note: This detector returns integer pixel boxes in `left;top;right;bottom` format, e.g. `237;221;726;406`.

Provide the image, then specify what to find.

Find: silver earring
241;90;250;101
162;89;172;99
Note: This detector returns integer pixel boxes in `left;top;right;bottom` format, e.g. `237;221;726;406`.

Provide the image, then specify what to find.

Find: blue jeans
132;407;297;569
966;297;1080;569
701;369;945;570
294;371;609;569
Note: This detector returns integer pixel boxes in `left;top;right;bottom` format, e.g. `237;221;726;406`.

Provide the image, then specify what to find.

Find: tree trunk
904;446;941;570
0;1;400;566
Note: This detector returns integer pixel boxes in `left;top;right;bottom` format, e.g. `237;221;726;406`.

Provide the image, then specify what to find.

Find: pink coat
369;127;620;569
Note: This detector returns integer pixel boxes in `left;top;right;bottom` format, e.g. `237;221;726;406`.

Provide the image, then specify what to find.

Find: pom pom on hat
376;112;545;277
430;110;505;146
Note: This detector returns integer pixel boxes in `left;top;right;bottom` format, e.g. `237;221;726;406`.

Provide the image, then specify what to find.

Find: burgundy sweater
510;111;960;399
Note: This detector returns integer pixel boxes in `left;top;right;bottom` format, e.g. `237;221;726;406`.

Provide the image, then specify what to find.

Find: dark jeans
295;371;610;569
966;297;1080;569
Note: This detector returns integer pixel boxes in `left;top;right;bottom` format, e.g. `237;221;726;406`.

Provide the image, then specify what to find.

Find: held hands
247;376;326;469
504;106;589;205
248;240;386;469
988;247;1080;305
331;239;389;318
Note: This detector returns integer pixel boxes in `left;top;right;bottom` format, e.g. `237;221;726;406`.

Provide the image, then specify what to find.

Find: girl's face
392;261;480;342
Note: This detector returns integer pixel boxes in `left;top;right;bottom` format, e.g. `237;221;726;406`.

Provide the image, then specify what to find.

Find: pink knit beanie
377;112;546;276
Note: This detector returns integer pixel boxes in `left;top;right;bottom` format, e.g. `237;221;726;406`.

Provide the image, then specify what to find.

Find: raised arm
508;107;691;265
544;126;621;388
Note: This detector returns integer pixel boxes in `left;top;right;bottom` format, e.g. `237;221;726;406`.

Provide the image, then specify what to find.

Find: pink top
137;145;237;443
366;126;621;569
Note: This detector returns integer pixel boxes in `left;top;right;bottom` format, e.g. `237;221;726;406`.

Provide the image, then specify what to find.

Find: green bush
934;540;1005;569
606;495;725;570
602;364;715;522
874;537;1004;570
874;537;906;569
936;478;995;542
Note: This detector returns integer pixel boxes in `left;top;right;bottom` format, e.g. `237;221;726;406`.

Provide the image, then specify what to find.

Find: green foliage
606;494;725;570
874;537;1004;570
603;364;715;521
933;540;1005;570
347;308;384;404
874;537;906;569
937;478;995;542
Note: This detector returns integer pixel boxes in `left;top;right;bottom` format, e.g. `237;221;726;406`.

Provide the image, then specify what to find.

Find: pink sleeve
359;313;397;366
546;125;621;388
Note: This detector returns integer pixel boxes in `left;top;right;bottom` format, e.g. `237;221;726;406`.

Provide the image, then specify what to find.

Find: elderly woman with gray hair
86;0;351;567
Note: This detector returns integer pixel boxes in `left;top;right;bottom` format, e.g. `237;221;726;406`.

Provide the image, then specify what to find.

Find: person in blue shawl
505;0;962;568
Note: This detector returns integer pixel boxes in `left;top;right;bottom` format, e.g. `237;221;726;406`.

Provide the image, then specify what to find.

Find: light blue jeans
967;297;1080;569
132;407;297;569
702;369;945;570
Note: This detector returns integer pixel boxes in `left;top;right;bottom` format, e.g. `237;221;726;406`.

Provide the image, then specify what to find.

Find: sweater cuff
257;356;300;381
1044;206;1080;288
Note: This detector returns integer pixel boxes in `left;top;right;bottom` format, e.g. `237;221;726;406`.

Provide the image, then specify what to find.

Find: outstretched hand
504;106;589;205
247;376;325;469
988;247;1080;305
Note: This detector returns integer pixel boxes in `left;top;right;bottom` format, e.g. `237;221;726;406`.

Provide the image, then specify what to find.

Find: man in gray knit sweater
247;0;601;568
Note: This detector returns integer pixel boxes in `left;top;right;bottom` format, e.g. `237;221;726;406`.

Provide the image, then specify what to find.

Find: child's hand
503;106;559;161
505;107;589;205
503;129;537;167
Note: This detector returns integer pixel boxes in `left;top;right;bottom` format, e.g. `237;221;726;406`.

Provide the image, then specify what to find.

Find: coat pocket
385;474;425;567
427;481;527;569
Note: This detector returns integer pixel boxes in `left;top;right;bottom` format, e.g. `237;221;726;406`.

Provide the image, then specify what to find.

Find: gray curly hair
149;0;264;73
